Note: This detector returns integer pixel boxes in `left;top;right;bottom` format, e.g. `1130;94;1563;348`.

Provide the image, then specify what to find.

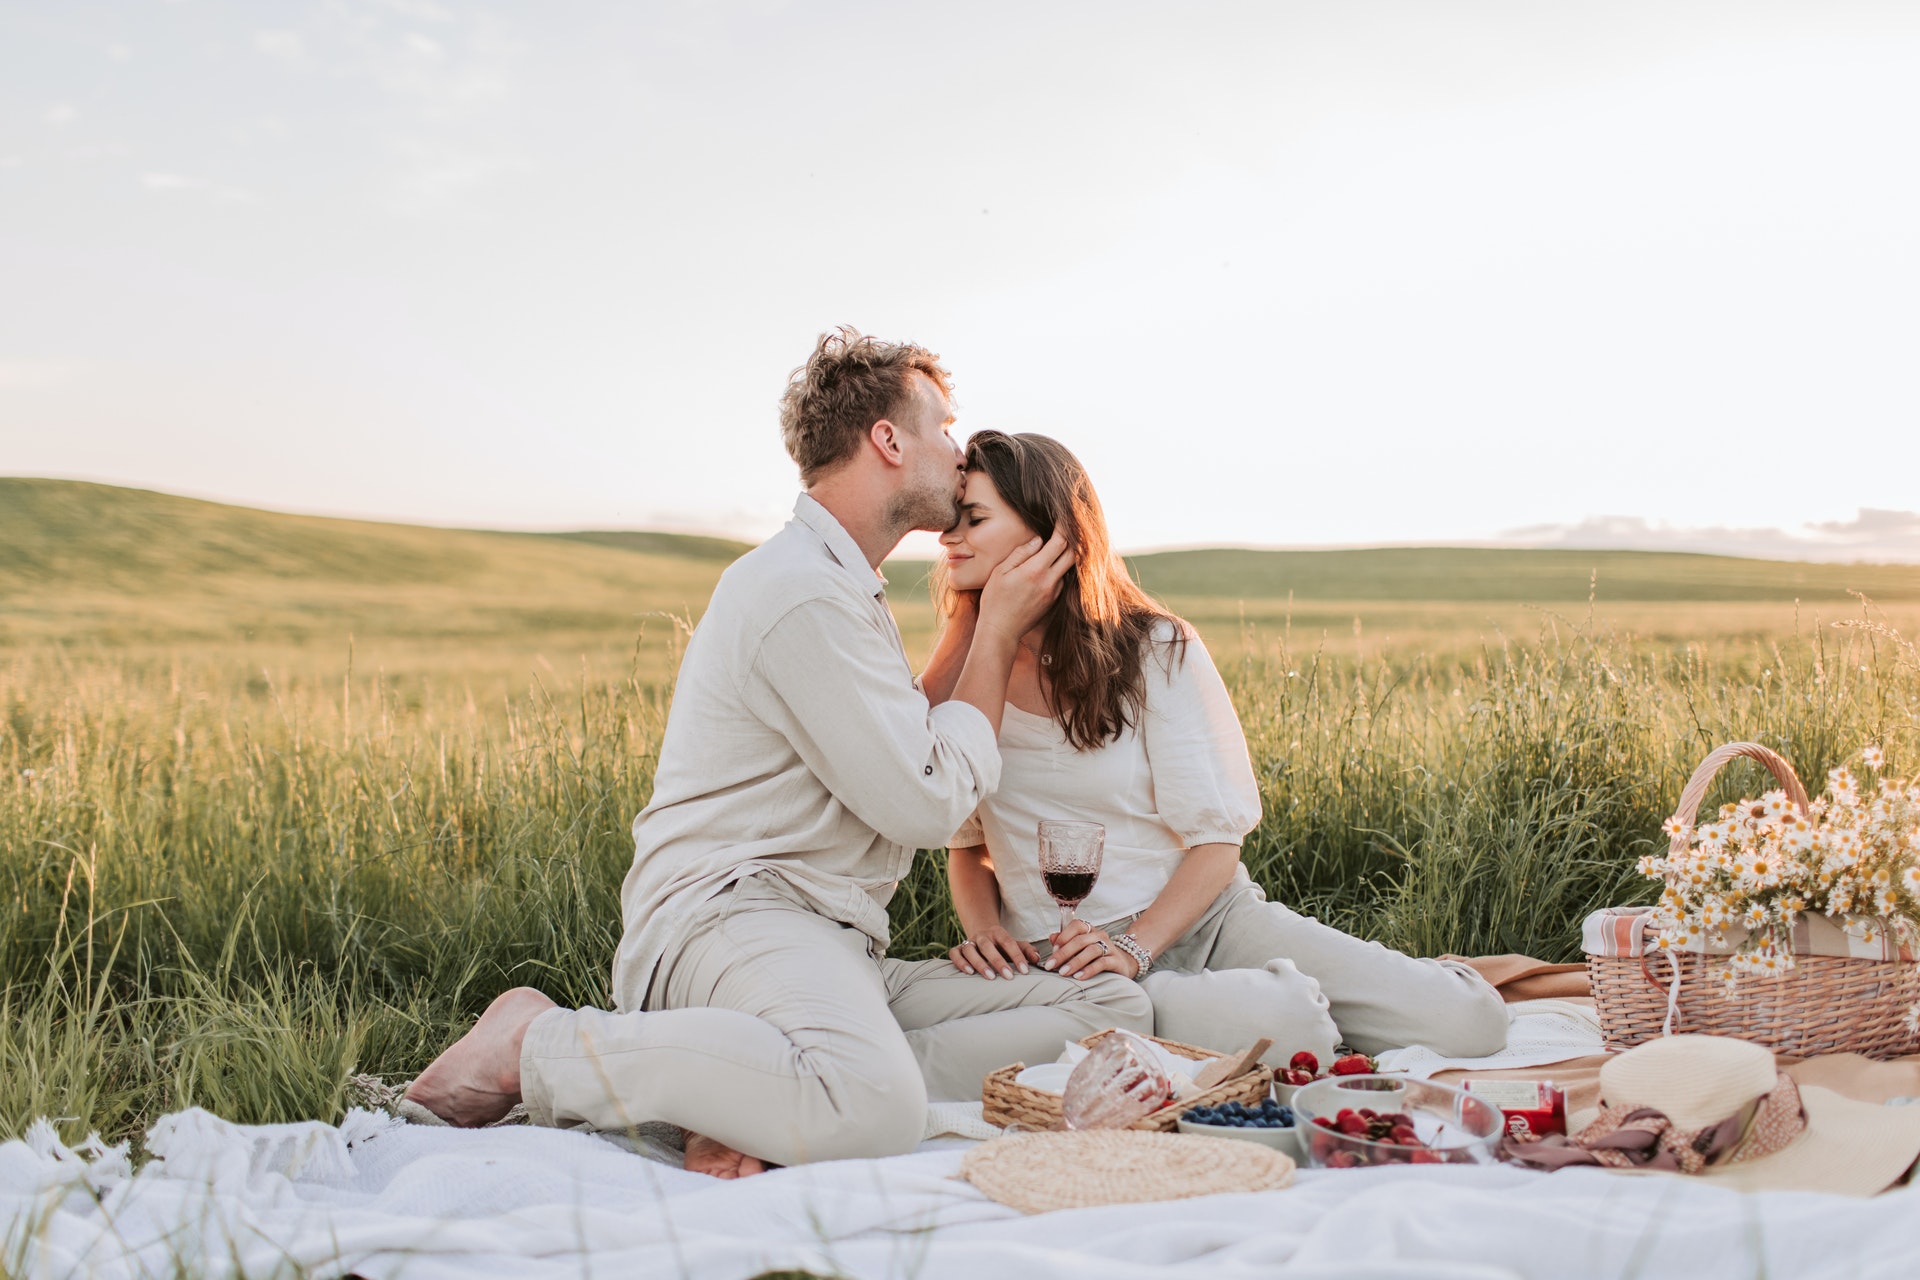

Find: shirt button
924;765;933;775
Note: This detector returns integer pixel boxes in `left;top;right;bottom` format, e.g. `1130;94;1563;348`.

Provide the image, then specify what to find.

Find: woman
922;431;1508;1062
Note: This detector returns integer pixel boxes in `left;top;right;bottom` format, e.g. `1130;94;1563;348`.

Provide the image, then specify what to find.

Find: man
407;328;1152;1175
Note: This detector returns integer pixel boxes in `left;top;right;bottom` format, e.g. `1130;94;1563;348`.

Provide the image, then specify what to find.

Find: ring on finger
1096;939;1110;954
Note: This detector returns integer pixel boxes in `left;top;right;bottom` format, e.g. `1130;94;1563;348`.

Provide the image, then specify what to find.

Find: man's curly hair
779;327;953;485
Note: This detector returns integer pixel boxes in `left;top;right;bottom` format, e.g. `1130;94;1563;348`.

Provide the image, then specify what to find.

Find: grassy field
4;478;1920;1146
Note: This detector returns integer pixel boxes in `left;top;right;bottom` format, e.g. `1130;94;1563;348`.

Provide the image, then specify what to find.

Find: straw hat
1508;1034;1920;1196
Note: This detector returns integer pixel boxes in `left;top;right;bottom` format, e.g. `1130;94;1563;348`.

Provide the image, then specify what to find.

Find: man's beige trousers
519;875;1153;1166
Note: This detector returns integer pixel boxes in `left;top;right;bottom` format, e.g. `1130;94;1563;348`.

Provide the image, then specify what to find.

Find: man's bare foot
404;987;557;1127
684;1132;767;1179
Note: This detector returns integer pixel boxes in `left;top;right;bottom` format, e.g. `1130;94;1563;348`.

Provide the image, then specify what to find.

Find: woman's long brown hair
933;430;1185;750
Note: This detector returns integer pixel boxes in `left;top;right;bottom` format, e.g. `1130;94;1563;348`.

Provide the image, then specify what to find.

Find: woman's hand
951;926;1041;980
1043;918;1140;980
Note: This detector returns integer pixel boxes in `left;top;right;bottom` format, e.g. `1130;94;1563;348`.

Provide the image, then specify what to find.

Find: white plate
1013;1063;1074;1094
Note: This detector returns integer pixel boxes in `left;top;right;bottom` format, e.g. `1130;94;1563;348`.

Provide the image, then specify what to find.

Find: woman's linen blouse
949;619;1262;943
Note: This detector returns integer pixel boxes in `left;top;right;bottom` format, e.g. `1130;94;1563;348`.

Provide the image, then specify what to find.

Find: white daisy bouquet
1640;746;1920;983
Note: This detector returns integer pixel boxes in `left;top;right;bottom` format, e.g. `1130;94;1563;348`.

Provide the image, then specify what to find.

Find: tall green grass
2;608;1916;1145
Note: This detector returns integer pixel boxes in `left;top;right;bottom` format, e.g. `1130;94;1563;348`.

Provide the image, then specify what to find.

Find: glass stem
1060;903;1073;937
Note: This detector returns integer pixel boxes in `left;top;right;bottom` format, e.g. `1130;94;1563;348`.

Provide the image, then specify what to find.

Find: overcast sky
3;1;1918;558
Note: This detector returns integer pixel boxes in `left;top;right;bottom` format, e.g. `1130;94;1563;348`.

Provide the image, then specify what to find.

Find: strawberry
1334;1112;1370;1136
1279;1067;1315;1086
1288;1051;1320;1074
1409;1149;1444;1164
1330;1053;1375;1077
1326;1150;1363;1168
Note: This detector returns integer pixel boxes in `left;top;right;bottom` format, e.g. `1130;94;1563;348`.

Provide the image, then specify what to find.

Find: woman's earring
1040;653;1052;666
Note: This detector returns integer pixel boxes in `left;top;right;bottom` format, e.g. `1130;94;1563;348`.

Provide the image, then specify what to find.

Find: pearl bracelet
1111;932;1153;977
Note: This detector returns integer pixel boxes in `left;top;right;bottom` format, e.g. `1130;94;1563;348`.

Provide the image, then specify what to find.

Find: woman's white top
950;619;1262;944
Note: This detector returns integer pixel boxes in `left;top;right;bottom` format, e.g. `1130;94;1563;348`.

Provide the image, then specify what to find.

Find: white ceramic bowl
1274;1073;1404;1108
1175;1117;1305;1161
1013;1063;1074;1094
1320;1075;1408;1112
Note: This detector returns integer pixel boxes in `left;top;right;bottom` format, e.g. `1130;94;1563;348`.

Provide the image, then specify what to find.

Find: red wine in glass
1037;820;1105;936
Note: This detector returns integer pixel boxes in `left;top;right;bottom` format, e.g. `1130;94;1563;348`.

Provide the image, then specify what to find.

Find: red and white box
1462;1081;1567;1141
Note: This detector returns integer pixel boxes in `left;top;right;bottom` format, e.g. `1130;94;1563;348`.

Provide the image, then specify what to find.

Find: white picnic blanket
7;1101;1920;1279
1376;998;1606;1079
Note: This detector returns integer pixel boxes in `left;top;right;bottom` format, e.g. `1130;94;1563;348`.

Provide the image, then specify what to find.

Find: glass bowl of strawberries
1291;1076;1503;1168
1271;1050;1379;1105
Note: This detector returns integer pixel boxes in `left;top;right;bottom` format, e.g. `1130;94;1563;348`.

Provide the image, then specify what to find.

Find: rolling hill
1121;546;1920;605
0;479;732;663
5;478;1917;674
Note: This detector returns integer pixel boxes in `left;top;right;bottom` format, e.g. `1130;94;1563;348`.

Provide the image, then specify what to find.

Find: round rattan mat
959;1129;1295;1214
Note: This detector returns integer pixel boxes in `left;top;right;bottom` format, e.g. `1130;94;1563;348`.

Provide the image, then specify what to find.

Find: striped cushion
1582;906;1910;961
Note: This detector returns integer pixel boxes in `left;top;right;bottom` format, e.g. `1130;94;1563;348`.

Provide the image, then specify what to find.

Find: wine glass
1037;819;1105;937
1062;1029;1174;1130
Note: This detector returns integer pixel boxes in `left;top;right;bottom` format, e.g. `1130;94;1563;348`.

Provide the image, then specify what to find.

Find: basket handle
1667;742;1811;854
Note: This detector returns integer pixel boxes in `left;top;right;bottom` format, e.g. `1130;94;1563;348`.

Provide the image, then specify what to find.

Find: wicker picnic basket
1588;741;1920;1060
981;1030;1271;1132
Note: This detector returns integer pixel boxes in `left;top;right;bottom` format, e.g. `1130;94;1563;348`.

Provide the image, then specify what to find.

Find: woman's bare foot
404;987;557;1127
684;1132;768;1179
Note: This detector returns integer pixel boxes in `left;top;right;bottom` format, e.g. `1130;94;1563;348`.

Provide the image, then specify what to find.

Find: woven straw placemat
960;1129;1294;1214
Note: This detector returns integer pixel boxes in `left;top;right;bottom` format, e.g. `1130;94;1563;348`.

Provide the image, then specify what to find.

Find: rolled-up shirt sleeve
949;806;986;849
747;597;1002;850
1141;621;1261;848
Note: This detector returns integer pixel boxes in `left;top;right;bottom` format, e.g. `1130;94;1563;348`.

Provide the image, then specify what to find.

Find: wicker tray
981;1030;1271;1132
1589;741;1920;1060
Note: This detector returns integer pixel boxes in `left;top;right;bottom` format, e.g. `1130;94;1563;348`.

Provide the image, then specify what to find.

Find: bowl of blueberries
1176;1097;1304;1161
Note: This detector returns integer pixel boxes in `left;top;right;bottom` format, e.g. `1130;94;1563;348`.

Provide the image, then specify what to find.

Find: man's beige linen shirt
613;494;1001;1008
